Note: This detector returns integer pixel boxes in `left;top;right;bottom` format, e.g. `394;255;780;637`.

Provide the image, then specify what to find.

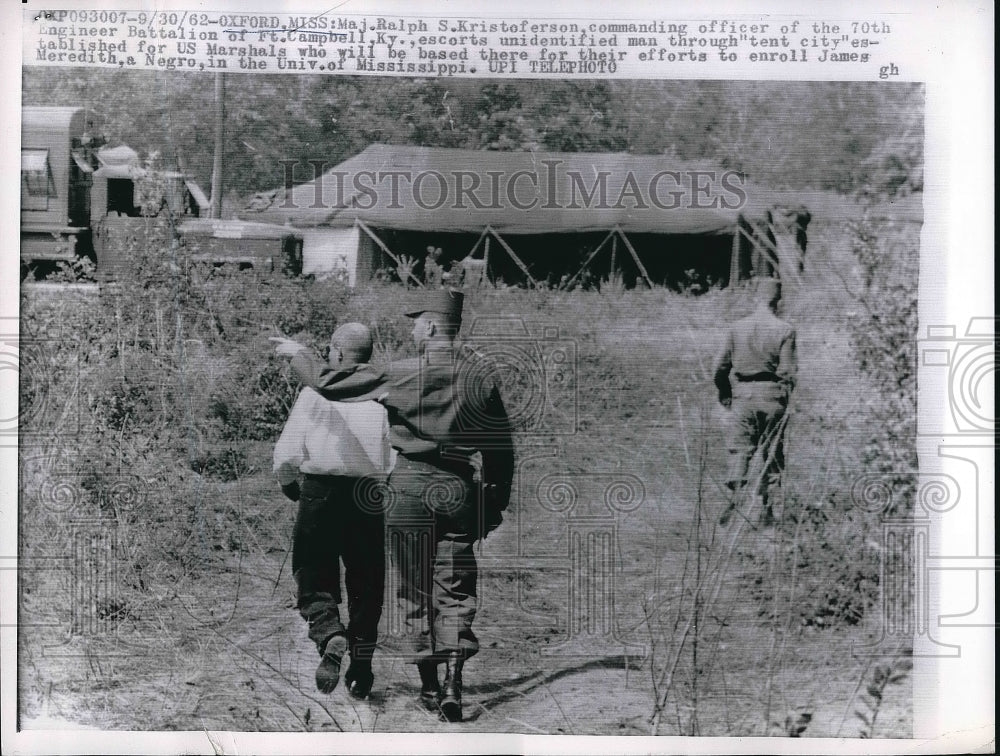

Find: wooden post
210;73;225;219
356;219;424;287
466;226;488;258
615;228;653;288
562;229;616;290
488;228;538;288
730;218;743;285
483;234;491;284
610;234;618;278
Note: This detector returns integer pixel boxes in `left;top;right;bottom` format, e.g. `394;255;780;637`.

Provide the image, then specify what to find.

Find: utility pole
210;72;225;219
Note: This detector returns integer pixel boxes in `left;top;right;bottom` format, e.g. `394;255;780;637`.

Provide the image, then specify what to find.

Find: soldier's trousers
726;383;788;500
293;475;385;661
384;455;479;663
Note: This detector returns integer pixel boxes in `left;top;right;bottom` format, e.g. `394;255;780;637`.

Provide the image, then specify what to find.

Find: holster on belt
440;446;484;483
403;445;483;483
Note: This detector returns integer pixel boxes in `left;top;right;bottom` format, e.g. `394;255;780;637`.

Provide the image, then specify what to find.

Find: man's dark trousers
726;381;788;499
293;474;385;661
384;455;480;663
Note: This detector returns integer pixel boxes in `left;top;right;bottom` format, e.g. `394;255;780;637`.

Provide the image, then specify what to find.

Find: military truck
20;106;103;267
21;106;302;280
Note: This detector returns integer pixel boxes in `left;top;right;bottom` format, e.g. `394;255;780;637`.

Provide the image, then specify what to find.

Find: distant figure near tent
714;278;797;526
451;252;488;288
424;246;445;286
751;205;812;282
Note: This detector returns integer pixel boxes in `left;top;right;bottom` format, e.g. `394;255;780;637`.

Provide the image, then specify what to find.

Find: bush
740;489;881;627
846;214;919;507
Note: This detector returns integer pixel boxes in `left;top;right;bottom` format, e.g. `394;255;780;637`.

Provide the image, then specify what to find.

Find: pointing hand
269;336;306;357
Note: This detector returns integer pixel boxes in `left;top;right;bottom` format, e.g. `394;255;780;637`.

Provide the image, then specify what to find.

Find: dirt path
19;469;910;737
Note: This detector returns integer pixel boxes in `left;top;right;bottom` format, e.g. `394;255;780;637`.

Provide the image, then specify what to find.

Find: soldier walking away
713;278;797;526
272;323;396;698
272;290;515;722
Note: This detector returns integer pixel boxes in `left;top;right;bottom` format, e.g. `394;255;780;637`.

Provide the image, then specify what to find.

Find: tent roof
22;106;98;135
242;144;775;235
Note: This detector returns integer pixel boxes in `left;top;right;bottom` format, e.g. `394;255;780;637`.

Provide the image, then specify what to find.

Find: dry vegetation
18;211;916;735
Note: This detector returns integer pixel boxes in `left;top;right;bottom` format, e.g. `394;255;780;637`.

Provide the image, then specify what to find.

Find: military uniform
714;298;796;519
289;293;515;675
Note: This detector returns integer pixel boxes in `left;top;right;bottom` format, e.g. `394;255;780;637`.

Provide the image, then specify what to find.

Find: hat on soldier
404;289;464;324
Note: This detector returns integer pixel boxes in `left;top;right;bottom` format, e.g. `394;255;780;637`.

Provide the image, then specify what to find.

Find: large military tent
242;144;782;288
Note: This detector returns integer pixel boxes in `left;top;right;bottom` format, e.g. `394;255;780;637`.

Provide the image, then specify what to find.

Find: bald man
273;323;396;698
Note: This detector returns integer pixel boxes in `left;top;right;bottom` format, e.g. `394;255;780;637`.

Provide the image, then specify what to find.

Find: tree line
23;69;923;201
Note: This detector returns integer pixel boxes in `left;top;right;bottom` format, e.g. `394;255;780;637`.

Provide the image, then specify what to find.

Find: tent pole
488;227;538;288
615;227;653;288
730;218;743;285
562;229;616;290
744;222;780;275
467;226;489;258
356;219;425;288
483;234;491;284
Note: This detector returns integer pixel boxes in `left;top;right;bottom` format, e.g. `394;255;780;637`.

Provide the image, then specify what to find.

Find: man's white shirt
274;387;397;486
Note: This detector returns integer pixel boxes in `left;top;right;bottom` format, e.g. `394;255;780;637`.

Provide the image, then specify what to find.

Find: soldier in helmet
272;290;515;722
714;278;797;526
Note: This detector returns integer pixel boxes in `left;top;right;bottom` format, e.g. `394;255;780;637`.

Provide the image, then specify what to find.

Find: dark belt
303;472;375;483
734;372;780;382
398;449;475;478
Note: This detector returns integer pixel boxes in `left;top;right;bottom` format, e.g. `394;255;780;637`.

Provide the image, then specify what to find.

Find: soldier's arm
713;331;734;405
778;329;797;391
290;351;389;402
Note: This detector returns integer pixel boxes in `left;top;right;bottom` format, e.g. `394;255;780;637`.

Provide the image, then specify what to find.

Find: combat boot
315;633;348;693
417;659;441;711
440;651;464;722
344;657;374;700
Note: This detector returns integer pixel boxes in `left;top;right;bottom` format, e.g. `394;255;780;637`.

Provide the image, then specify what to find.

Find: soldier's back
730;309;795;378
381;344;504;447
